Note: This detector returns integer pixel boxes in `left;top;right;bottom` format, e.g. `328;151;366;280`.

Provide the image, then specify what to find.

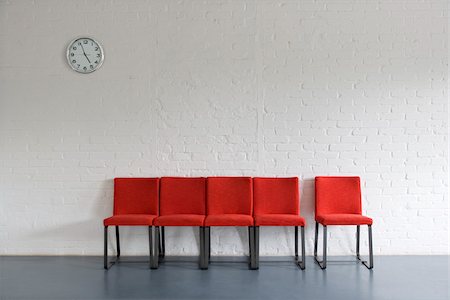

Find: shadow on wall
23;179;113;255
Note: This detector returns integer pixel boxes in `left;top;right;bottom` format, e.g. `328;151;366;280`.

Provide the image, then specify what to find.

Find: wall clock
66;37;104;73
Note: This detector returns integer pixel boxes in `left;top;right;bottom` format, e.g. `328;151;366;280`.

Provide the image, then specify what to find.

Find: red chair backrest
160;177;206;215
315;176;362;216
207;177;253;215
253;177;299;215
113;178;159;215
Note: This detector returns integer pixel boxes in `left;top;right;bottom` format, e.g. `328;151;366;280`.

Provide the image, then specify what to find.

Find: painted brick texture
0;0;447;255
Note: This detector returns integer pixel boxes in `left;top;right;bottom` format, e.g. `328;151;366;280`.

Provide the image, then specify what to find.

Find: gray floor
0;256;448;300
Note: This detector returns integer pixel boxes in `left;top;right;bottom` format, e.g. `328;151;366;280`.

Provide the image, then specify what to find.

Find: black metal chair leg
322;226;327;269
362;225;374;269
356;225;360;260
295;226;305;270
204;227;210;269
248;227;252;264
254;226;259;269
314;221;318;258
159;226;165;260
104;226;108;269
148;226;153;269
104;226;116;270
249;226;256;269
314;222;327;269
115;226;120;258
208;227;211;263
151;226;159;269
301;226;306;269
199;227;206;269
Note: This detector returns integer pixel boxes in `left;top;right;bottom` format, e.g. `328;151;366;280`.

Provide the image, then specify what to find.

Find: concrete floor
0;256;448;300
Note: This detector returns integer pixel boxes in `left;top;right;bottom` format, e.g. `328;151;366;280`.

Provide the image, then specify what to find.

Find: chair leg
254;226;259;269
115;226;120;258
204;227;210;269
249;226;257;270
152;226;160;269
208;227;211;263
301;226;306;269
159;226;165;260
361;225;374;269
104;226;108;269
248;227;252;264
199;227;206;269
314;221;318;258
295;226;305;270
356;225;360;260
314;222;327;269
148;226;154;269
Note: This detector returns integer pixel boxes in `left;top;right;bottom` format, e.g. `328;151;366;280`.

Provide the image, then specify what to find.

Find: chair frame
152;226;206;269
314;222;373;270
202;226;256;270
252;226;305;270
104;225;158;269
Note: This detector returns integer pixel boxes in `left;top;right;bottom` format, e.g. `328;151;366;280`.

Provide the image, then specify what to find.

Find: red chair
253;177;306;270
204;177;255;270
314;176;373;269
153;177;206;269
103;178;159;269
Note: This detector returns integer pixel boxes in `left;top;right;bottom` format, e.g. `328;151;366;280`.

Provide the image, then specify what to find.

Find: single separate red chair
204;177;255;270
153;177;206;269
103;178;159;269
253;177;306;270
314;176;373;269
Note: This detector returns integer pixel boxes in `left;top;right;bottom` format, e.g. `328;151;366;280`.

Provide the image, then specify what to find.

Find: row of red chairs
103;176;373;270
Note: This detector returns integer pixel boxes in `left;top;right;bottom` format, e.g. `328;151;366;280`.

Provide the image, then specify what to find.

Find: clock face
66;37;104;73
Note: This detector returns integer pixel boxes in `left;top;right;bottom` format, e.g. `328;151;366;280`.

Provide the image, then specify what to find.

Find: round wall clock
66;37;104;73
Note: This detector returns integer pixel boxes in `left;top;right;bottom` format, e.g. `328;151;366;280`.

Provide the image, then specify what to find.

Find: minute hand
80;44;91;63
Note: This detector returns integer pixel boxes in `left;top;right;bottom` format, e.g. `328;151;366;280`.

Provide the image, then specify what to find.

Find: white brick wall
0;0;447;256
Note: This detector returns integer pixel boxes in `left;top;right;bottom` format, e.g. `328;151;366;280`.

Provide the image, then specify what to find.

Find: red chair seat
154;214;205;226
103;214;156;226
205;214;253;226
316;214;373;226
254;214;306;226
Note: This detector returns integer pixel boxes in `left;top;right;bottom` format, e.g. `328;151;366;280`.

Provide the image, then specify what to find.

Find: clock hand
80;43;91;64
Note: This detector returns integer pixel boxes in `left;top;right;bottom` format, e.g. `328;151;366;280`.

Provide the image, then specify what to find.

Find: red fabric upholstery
204;214;254;226
254;214;305;226
315;176;372;225
104;214;156;226
113;178;159;215
316;214;373;225
103;178;159;226
206;177;253;215
159;177;206;215
154;214;205;226
253;177;299;215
